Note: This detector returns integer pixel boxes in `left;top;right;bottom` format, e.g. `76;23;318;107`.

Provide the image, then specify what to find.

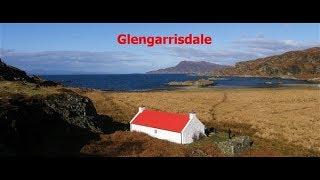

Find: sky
0;23;319;75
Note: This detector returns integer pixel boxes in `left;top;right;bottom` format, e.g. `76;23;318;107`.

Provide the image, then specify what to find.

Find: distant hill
215;47;320;80
147;61;230;75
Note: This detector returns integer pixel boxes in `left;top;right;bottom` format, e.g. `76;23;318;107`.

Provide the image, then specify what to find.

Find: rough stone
217;136;253;156
0;92;104;155
190;149;208;157
0;58;32;82
0;59;60;87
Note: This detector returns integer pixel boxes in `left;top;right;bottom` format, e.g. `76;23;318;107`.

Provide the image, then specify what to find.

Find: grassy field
82;87;320;156
80;131;223;157
0;81;61;98
2;81;319;156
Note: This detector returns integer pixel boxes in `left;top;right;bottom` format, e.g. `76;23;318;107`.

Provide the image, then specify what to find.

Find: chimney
189;110;197;119
138;106;146;113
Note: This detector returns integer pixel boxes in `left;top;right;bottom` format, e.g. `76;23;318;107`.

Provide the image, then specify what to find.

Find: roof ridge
144;109;187;115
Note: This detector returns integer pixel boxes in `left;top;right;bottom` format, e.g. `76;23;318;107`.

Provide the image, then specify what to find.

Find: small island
167;79;215;87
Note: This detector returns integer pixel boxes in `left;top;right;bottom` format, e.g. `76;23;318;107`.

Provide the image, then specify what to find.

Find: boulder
0;92;103;156
41;92;103;132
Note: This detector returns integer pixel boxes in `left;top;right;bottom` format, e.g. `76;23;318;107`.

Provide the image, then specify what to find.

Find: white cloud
0;50;153;74
1;36;319;74
232;37;320;54
163;37;320;65
163;46;260;65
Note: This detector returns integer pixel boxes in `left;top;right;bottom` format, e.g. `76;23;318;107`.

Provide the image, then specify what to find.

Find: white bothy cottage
130;107;205;144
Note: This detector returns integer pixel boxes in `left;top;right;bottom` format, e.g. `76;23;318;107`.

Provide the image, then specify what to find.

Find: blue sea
41;74;312;91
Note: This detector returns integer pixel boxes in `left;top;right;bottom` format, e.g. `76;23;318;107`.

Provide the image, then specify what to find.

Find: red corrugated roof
131;109;190;133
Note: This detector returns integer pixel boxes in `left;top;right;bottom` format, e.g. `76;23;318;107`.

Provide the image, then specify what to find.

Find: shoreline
2;80;319;156
41;74;320;93
211;75;318;81
70;83;320;94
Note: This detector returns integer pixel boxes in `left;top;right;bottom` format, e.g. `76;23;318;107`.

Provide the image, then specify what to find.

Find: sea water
42;74;312;91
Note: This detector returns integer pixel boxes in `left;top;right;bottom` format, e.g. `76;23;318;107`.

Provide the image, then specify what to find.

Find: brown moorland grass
0;81;61;98
81;131;223;157
81;131;187;157
82;87;320;156
80;131;223;157
2;81;318;156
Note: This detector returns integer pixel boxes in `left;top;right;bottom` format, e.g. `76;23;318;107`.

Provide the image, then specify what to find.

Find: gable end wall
181;117;205;144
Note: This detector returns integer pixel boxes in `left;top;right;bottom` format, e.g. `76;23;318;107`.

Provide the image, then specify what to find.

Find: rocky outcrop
215;47;320;80
0;60;129;156
0;58;32;82
29;75;61;87
308;77;320;83
217;136;253;156
0;59;61;87
167;79;215;87
38;80;61;87
0;92;104;156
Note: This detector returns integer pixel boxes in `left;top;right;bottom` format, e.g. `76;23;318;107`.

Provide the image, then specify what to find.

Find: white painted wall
130;107;205;144
130;124;182;144
181;116;205;144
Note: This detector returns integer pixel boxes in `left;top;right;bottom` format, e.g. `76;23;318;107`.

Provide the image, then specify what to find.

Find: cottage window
154;129;157;134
